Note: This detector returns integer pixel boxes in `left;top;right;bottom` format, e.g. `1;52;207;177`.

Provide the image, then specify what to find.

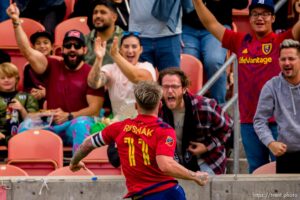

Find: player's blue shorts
132;184;186;200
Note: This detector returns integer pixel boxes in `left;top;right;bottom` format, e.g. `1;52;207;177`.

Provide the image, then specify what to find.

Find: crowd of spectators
0;0;299;175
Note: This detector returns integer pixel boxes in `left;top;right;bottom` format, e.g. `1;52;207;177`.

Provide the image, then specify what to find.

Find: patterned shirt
159;92;233;174
91;114;176;198
222;29;293;123
84;27;123;66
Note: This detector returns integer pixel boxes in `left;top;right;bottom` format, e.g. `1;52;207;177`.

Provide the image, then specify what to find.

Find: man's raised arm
192;0;226;42
6;3;48;74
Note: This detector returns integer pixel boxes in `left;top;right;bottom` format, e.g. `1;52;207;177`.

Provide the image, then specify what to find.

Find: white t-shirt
101;62;156;120
172;108;185;160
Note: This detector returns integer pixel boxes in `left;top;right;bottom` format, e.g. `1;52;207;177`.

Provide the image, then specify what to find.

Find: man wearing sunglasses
192;0;300;173
7;3;105;153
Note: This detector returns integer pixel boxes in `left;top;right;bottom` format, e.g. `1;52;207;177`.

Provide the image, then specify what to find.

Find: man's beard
95;24;110;32
62;53;85;70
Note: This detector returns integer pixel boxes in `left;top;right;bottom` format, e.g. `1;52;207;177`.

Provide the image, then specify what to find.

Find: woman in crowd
88;32;156;122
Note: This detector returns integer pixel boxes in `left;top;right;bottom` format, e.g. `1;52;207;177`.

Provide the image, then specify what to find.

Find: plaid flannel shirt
159;92;233;174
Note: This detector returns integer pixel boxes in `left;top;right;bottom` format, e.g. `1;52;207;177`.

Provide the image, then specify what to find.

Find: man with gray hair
254;39;300;173
70;81;208;199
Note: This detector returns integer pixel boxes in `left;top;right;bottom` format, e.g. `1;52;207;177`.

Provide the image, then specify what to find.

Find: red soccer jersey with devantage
222;29;293;123
100;114;176;197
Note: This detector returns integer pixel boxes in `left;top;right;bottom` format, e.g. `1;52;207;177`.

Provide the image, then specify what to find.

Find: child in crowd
0;62;38;146
23;31;54;109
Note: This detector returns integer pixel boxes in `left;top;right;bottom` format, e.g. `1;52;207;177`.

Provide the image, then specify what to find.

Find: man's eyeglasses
250;12;272;19
162;84;182;90
122;31;140;37
63;43;83;50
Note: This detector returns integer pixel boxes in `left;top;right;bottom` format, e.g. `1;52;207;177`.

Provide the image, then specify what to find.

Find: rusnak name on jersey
123;125;153;137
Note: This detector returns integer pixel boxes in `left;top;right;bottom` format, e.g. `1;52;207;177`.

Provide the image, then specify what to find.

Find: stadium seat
0;164;29;176
54;16;89;55
47;166;94;176
252;162;276;174
232;3;252;33
0;18;45;91
0;18;45;49
82;146;122;175
7;130;63;176
180;54;204;94
64;0;76;19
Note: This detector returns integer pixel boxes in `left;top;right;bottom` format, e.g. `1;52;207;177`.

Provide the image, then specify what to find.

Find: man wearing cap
7;3;105;153
192;0;300;173
85;0;122;66
23;31;54;108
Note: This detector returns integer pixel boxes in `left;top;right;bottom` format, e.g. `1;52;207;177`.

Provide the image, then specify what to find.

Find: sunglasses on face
122;31;140;37
63;43;83;50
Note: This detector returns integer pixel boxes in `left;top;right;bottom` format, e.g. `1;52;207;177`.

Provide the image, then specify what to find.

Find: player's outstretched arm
156;155;209;186
70;135;95;171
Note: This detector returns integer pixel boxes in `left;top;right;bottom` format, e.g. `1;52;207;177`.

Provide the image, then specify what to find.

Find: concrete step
226;158;249;174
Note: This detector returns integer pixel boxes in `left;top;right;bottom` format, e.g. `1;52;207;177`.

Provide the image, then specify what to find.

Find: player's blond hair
134;81;162;111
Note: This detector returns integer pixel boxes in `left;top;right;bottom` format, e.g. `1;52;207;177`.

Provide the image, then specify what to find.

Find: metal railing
195;0;288;175
275;0;288;13
197;54;240;175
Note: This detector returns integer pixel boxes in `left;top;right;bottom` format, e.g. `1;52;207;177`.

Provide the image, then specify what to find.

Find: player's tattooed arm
70;137;95;166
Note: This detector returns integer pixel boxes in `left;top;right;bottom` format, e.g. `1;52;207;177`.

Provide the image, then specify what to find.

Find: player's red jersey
91;114;177;198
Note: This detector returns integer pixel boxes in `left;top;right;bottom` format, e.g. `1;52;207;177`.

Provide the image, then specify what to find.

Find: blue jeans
139;34;181;71
182;24;229;104
199;161;215;176
240;123;278;173
138;184;186;200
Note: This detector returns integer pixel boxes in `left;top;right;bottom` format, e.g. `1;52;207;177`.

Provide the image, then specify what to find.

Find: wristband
12;20;20;28
68;113;74;121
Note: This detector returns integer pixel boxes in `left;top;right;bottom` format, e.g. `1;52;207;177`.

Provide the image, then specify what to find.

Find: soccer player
70;81;208;199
